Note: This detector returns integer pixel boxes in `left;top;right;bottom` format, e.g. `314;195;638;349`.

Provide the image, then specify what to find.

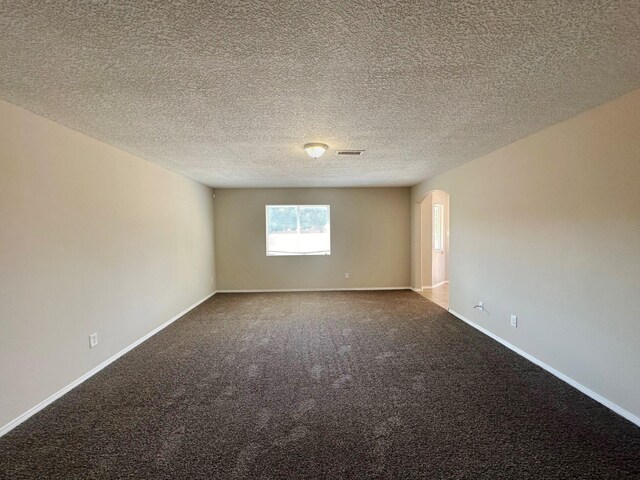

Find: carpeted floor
1;291;639;479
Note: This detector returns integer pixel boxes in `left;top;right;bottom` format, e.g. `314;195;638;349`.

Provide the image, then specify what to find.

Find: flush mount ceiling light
303;143;328;159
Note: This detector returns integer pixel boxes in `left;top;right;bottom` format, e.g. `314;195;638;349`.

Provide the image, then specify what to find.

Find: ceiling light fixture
303;143;328;159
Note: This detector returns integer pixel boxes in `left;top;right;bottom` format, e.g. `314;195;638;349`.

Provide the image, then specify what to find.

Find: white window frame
265;205;331;256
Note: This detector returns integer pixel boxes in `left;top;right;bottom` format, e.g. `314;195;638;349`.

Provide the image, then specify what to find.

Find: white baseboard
217;287;412;293
411;288;423;293
449;309;640;428
0;291;217;438
422;280;449;290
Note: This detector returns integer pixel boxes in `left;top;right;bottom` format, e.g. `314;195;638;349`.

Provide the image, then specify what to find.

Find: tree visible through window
266;205;330;256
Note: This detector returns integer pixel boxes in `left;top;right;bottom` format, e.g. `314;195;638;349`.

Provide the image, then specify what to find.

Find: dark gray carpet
1;291;639;479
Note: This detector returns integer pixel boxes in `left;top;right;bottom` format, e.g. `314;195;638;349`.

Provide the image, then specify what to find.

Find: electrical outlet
344;273;350;279
510;315;518;328
89;332;98;348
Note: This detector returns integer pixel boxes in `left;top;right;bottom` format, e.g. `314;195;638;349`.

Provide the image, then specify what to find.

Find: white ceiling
1;1;639;188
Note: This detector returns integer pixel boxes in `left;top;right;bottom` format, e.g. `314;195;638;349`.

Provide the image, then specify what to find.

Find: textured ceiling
1;1;639;188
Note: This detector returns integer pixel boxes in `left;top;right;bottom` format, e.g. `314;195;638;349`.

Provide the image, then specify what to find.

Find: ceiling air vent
336;150;365;156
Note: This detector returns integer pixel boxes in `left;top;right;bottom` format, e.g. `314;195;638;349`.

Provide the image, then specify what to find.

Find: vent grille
336;150;365;156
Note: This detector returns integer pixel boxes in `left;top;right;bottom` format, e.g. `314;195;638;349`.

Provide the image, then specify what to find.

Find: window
433;203;444;251
266;205;330;256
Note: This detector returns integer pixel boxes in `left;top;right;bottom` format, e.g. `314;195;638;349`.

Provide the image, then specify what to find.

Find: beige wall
411;201;422;289
215;188;410;290
0;100;216;430
411;88;640;419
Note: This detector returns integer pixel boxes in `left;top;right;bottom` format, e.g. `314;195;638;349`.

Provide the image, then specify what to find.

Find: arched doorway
418;190;450;309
